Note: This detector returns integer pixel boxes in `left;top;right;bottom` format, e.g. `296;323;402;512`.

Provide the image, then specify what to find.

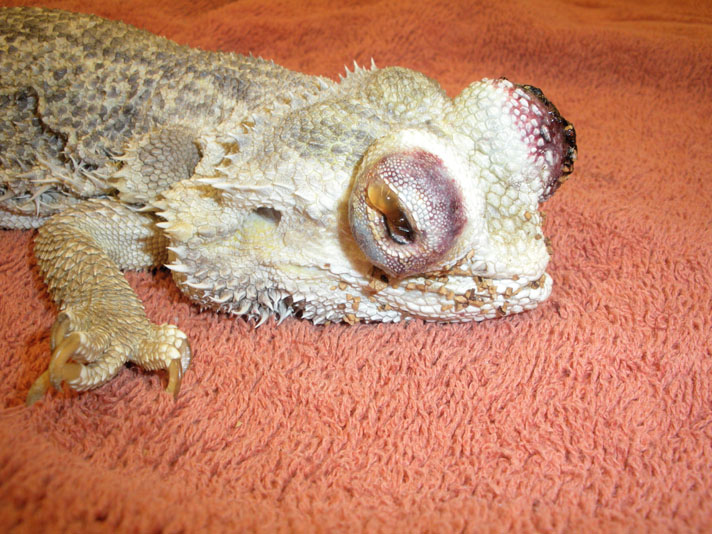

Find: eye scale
0;8;576;402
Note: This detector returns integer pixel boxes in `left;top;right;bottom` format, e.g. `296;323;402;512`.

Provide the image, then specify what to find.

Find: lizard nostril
513;83;578;201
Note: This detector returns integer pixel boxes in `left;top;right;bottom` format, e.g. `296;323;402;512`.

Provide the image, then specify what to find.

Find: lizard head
160;71;576;325
345;77;577;321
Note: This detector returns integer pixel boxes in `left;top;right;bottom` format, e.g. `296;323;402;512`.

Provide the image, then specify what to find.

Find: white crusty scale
0;8;577;403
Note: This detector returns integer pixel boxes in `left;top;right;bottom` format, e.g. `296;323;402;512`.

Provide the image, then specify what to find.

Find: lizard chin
348;132;468;279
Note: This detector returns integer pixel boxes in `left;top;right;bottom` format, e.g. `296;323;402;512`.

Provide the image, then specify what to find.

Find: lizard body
0;8;577;403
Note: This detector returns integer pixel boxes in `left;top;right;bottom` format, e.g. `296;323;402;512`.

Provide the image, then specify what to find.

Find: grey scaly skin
0;8;577;404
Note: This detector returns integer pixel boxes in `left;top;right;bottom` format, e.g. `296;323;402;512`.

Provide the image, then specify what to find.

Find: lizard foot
25;311;191;405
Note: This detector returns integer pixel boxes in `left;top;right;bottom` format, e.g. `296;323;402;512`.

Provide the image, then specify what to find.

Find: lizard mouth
349;147;467;278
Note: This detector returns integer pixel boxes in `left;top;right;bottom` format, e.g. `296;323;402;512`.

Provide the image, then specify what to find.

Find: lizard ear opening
253;206;282;226
348;146;467;278
240;206;282;240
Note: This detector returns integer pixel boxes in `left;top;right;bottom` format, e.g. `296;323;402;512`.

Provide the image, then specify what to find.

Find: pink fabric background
1;0;711;531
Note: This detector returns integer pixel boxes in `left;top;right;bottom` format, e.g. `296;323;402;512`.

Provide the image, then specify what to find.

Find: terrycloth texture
1;0;711;531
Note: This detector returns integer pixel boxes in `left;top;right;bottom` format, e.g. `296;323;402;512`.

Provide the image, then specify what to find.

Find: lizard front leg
26;199;191;405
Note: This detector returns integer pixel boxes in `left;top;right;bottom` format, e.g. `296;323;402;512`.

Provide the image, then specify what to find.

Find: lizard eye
349;149;467;278
366;182;415;245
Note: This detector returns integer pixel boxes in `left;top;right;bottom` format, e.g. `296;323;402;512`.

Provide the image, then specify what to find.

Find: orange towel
1;1;711;532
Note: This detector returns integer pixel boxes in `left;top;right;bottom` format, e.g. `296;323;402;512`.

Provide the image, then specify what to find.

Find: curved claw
26;370;51;406
26;330;83;405
48;332;83;390
137;324;191;400
165;358;183;398
50;312;71;351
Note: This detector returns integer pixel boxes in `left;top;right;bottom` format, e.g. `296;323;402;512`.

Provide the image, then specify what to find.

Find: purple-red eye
349;149;467;278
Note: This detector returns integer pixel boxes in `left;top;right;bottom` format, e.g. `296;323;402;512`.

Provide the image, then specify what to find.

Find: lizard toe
48;332;83;389
135;324;192;398
26;309;131;404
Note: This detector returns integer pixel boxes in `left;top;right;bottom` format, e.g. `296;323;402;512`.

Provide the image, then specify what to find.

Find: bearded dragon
0;8;577;404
